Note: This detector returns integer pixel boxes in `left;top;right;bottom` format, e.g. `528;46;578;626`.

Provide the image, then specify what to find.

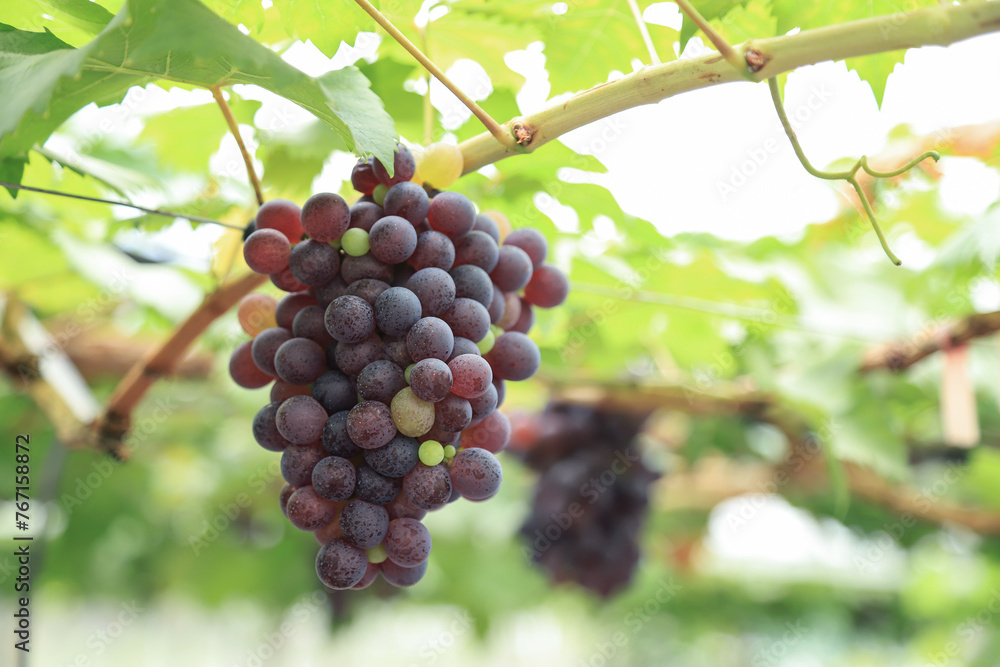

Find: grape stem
211;85;265;207
456;2;1000;173
625;0;661;65
674;0;746;76
351;0;513;148
860;309;1000;372
0;181;245;230
93;271;267;458
768;77;938;266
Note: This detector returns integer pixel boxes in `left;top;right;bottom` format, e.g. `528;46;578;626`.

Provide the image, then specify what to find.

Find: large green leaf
272;0;377;59
0;0;397;192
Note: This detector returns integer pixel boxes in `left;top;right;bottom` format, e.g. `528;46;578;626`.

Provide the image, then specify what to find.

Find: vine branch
211;86;264;207
352;0;510;146
768;77;939;265
0;181;244;230
861;310;1000;372
625;0;661;65
457;1;1000;173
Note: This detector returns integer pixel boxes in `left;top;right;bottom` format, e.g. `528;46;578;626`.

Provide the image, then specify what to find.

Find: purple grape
448;354;493;399
344;278;390;306
449;447;502;500
275;291;319;330
406;317;455;362
373;144;416;187
354;464;402;504
386;492;427;521
409;358;453;403
333;335;385;375
310;276;348;307
384;518;431;567
324;295;375;344
363;434;419;478
347;401;397;450
453;230;499;272
383;335;413;369
340;498;389;549
348;201;383;231
253;402;292;452
312;369;356;414
381;559;427;587
487;284;505;324
472;213;500;242
485;332;540;381
374;286;422;336
281;443;327;487
448;337;481;360
292;305;335;347
434;393;472;432
230;341;273;389
490;245;533;292
369;215;418;264
316;537;368;589
341;253;394;284
450;264;493;307
406;267;456;317
321;410;362;458
251;327;292;376
357;360;407;405
301;192;350;242
402;463;453;511
383;181;430;225
269;267;308;293
289;238;340;286
468;382;498;421
312;456;357;501
286;485;341;531
427;191;475;238
509;298;534;334
409;231;455;271
441;298;490;342
276;395;328;444
274;337;326;385
351;158;380;194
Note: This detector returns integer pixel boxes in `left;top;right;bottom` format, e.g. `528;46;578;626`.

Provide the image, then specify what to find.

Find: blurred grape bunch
510;403;658;596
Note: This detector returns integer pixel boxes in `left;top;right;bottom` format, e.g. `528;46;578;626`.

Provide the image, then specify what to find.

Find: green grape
373;183;389;206
330;238;342;250
404;363;415;383
490;324;504;338
476;329;496;355
443;445;457;460
419;440;444;466
367;544;388;563
391;387;435;437
342;228;370;256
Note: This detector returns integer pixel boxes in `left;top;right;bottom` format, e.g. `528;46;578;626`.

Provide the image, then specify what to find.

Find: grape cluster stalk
510;403;657;597
230;144;569;590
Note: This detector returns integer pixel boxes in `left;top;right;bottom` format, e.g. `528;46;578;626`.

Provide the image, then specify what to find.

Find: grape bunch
510;403;657;597
229;143;569;590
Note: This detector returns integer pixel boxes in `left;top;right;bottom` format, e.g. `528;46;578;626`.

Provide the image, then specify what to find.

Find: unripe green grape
373;184;389;206
476;329;495;354
391;387;435;437
342;228;370;256
419;440;444;466
367;544;388;563
405;363;415;383
443;445;457;460
490;324;504;338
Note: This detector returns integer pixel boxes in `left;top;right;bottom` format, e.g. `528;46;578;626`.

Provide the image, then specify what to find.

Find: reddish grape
276;395;328;444
274;337;326;385
301;192;350;242
508;300;535;334
347;400;397;450
324;295;375;344
406;317;454;362
384;518;431;567
402;463;453;511
409;358;453;403
524;264;569;308
373;144;416;187
316;538;368;589
271;380;311;403
275;291;319;329
427;191;475;239
229;341;272;389
286;485;340;531
251;327;292;376
270;267;309;293
504;227;548;269
292;305;335;347
281;443;327;487
448;354;493;399
434;393;472;432
255;199;304;243
409;231;455;271
312;456;357;502
449;447;502;500
243;228;291;274
485;332;540;381
461;409;511;453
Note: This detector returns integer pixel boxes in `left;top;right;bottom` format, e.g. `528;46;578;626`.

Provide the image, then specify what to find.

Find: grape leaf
0;0;397;192
272;0;377;59
678;0;750;50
